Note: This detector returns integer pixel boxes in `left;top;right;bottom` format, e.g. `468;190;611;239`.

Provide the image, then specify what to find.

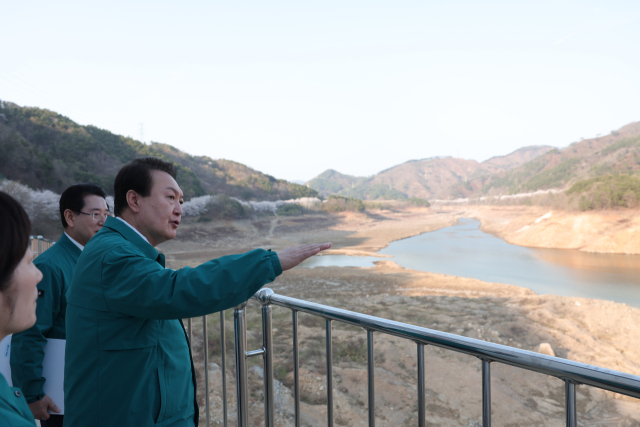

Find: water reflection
533;248;640;273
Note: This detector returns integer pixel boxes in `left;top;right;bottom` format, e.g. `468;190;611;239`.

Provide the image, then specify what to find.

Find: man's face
137;170;183;246
67;195;108;246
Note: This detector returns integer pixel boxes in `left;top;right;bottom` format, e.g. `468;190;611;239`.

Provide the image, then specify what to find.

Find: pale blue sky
2;1;639;182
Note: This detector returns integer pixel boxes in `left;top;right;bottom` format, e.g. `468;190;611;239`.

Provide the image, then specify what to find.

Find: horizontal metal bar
255;290;640;399
246;348;266;358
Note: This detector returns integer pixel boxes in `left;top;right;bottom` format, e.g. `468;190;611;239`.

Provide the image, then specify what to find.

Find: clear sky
2;1;639;182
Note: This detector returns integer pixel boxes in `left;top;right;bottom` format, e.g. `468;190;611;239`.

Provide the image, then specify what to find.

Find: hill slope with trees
0;101;316;201
456;121;640;199
307;146;553;200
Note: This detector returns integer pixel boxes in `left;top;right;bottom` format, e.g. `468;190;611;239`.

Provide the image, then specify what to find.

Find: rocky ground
158;207;640;426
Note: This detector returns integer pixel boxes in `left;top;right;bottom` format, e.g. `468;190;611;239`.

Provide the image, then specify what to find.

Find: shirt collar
64;232;85;251
116;217;150;244
55;232;82;262
102;216;159;262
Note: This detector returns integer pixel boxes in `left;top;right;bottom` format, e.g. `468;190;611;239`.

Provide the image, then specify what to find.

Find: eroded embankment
445;205;640;255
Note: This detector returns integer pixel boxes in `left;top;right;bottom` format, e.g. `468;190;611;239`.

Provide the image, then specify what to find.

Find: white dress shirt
64;232;85;251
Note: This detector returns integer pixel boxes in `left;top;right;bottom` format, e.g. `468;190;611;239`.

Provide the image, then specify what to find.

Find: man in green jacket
64;157;330;427
10;183;109;426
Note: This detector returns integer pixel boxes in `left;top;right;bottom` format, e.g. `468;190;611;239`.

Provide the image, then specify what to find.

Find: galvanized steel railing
189;288;640;427
30;235;54;258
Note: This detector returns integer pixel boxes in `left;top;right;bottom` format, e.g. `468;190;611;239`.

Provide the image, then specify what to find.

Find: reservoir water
301;218;640;308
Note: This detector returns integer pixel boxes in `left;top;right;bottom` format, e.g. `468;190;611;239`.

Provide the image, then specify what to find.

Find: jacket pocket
155;365;168;424
98;312;157;350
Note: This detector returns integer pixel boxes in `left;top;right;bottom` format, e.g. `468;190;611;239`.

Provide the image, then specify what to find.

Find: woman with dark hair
0;191;43;425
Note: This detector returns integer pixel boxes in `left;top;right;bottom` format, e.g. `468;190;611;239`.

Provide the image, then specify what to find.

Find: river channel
300;218;640;308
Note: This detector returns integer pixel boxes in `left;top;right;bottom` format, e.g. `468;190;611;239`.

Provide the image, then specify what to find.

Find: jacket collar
56;232;82;262
103;216;160;262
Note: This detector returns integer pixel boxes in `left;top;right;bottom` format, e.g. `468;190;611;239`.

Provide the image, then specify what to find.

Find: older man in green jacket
64;157;330;427
10;184;108;426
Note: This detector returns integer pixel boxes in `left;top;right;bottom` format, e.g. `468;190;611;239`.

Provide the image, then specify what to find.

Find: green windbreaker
64;217;282;427
11;232;79;404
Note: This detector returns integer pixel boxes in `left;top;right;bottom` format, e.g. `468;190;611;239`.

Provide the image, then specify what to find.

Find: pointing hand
276;243;332;271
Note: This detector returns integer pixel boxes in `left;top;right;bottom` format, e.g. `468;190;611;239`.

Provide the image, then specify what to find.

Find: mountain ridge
308;145;554;200
0;101;317;201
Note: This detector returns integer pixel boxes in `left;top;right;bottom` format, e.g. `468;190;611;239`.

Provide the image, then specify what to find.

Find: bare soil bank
158;209;640;426
440;205;640;255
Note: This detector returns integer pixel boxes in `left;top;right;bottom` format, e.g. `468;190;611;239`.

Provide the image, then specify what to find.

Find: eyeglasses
77;212;109;221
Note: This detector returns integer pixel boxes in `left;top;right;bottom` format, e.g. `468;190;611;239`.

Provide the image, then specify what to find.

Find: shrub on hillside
321;195;365;213
277;203;305;216
209;195;246;219
182;194;247;219
340;183;407;200
408;197;430;207
567;174;640;210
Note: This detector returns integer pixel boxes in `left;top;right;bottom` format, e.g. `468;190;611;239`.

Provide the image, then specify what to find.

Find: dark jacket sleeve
10;263;62;403
101;247;282;319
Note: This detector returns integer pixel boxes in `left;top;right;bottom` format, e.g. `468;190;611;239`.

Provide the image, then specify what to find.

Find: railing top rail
252;289;640;400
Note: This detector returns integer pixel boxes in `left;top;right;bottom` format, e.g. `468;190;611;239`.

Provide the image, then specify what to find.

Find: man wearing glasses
10;183;109;426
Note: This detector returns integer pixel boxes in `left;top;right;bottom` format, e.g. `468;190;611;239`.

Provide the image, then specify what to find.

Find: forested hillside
453;121;640;198
307;146;552;200
0;101;316;201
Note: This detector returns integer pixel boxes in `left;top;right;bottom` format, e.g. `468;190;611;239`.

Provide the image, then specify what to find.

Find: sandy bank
441;205;640;255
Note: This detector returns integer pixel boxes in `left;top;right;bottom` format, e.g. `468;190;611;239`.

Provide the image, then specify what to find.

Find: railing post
203;316;210;427
220;311;227;427
292;310;301;427
326;319;334;427
417;343;425;427
565;380;577;427
257;289;275;427
37;236;42;256
367;330;375;427
482;359;491;427
234;301;249;427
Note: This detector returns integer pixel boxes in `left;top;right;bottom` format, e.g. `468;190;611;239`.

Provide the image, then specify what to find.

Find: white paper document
42;338;65;414
0;335;12;386
0;336;65;414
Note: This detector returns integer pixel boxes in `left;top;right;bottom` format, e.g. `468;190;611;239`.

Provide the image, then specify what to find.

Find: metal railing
30;235;54;258
188;288;640;427
28;233;640;425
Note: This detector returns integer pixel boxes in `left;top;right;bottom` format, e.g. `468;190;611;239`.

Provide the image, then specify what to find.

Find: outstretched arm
276;243;332;271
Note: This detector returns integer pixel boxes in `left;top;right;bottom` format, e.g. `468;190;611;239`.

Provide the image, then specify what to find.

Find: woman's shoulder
0;374;35;426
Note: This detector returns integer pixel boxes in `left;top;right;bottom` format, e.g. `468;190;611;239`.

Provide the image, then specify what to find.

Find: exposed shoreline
159;208;640;425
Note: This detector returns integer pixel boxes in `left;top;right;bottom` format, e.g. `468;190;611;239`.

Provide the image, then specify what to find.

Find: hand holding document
42;339;65;414
0;336;65;415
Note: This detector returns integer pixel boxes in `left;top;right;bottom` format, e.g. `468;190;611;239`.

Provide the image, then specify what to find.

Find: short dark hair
113;157;177;217
0;192;32;292
59;184;108;228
